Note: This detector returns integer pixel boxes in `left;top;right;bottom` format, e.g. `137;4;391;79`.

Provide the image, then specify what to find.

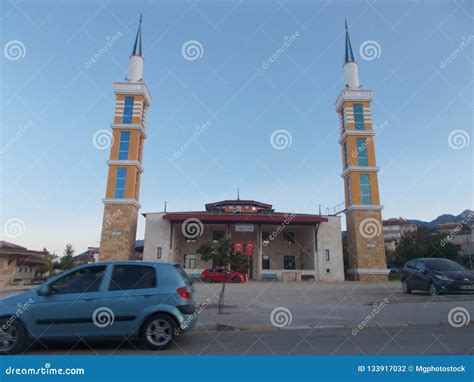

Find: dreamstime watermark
270;129;292;150
263;213;296;247
174;298;211;335
181;40;204;61
440;35;474;69
359;218;382;239
0;120;33;155
173;120;212;159
181;218;204;239
270;307;292;328
351;120;389;159
92;307;115;328
4;40;26;61
84;32;122;69
92;129;114;150
447;307;470;328
102;209;123;232
352;298;389;335
5;363;85;376
0;298;34;335
359;40;381;61
262;31;300;69
4;218;26;239
447;129;470;150
440;211;474;247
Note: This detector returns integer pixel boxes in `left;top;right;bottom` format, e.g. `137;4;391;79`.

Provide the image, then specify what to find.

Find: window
114;167;127;199
326;268;331;273
262;255;270;270
341;109;345;131
109;265;157;290
262;232;270;246
213;231;225;242
283;232;295;244
122;97;134;124
353;104;364;130
356;138;368;166
118;131;130;160
346;177;352;206
343;142;349;168
49;266;106;294
359;174;372;204
184;254;196;269
325;249;330;261
283;255;296;270
156;247;162;260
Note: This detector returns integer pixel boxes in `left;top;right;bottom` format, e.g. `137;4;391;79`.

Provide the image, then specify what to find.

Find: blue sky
1;0;472;255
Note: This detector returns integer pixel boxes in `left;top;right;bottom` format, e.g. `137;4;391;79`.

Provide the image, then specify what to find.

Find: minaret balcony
341;166;380;178
335;88;373;112
113;82;152;106
107;159;144;173
111;123;147;139
338;130;376;144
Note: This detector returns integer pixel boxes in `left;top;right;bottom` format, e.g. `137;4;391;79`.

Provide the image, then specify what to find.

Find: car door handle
83;298;95;301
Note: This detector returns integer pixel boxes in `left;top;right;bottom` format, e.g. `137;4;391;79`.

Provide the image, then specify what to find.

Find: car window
50;266;106;294
425;259;465;271
415;261;426;272
405;261;415;270
109;265;157;291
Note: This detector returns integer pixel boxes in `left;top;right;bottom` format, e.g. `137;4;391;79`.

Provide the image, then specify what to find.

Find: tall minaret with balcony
335;21;388;281
99;16;151;261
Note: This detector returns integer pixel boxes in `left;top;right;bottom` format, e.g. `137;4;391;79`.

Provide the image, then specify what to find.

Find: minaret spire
344;19;355;64
127;14;144;82
342;19;360;88
131;13;143;57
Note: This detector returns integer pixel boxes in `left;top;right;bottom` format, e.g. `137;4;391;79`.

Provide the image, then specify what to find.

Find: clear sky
1;0;472;255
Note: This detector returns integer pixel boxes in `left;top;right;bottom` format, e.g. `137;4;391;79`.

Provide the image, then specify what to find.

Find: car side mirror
37;285;51;296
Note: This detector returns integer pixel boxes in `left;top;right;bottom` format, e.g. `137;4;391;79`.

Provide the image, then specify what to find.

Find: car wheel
141;313;177;351
204;277;213;283
402;280;411;294
0;319;26;355
232;277;241;283
429;282;439;296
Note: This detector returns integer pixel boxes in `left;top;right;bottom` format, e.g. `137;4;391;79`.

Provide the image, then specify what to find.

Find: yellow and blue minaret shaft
335;20;388;281
99;15;152;261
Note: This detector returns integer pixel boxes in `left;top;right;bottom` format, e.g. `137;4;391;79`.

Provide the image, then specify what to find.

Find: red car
200;268;247;283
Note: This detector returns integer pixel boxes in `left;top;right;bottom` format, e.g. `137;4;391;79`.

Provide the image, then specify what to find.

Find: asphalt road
23;323;473;355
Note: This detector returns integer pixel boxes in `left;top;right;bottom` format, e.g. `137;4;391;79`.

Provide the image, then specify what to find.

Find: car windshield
425;259;465;272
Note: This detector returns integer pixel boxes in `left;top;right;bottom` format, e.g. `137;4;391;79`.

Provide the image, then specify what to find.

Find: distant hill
409;209;473;228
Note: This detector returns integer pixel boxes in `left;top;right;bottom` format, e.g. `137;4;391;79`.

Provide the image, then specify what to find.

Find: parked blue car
0;262;197;354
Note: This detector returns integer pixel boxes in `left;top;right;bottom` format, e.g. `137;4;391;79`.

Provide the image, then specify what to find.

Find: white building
143;199;344;282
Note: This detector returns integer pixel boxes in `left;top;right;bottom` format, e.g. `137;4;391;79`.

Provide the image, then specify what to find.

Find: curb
193;321;473;333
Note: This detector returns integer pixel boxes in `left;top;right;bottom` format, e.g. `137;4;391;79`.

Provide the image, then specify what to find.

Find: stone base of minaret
99;204;139;261
345;209;389;281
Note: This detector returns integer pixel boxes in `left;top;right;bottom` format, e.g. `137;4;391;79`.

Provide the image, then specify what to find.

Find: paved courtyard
193;281;474;329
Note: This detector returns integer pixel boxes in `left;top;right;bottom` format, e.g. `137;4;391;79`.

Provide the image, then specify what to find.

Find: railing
325;202;346;216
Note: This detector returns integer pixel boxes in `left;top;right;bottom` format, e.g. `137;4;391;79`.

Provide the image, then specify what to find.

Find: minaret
99;15;151;261
335;21;388;281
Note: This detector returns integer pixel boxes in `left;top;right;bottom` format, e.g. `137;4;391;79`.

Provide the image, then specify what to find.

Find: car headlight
434;274;453;282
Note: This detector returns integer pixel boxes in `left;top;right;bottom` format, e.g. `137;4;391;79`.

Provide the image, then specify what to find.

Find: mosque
98;17;388;282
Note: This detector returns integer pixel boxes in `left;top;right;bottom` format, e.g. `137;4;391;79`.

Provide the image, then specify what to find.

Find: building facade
143;200;344;281
99;16;152;261
335;21;389;281
382;218;417;252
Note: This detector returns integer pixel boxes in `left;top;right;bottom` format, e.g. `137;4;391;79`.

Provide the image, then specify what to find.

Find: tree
59;244;76;270
391;227;459;268
37;247;54;277
197;238;247;314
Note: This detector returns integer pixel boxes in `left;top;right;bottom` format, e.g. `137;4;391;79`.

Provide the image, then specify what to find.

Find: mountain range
409;209;473;228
